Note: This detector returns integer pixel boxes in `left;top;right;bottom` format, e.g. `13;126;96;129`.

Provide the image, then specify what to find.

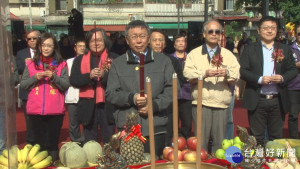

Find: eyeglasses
207;29;221;35
128;34;148;40
41;44;54;49
27;37;37;41
261;26;277;31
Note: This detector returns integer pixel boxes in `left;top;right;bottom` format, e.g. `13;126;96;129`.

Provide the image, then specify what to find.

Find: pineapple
120;112;144;165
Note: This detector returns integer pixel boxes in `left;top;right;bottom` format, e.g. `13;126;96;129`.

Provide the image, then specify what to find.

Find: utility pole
29;0;33;29
262;0;269;17
177;0;181;34
204;0;208;22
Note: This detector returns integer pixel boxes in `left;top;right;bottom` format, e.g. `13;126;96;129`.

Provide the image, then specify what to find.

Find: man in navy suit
240;16;297;146
16;29;39;145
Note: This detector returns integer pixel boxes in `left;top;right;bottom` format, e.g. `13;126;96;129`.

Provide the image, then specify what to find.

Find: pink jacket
26;60;66;115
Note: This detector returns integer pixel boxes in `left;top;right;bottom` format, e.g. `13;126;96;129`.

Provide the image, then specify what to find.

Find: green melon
265;141;286;158
294;145;300;160
83;140;103;164
59;142;87;168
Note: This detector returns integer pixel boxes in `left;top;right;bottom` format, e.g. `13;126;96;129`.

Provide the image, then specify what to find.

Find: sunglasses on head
27;37;37;41
207;29;221;35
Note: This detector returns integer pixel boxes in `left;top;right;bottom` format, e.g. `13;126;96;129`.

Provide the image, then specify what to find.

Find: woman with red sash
20;32;70;161
70;28;117;144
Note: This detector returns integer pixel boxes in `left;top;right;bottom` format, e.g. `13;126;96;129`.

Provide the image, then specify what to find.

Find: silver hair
202;19;223;32
125;20;150;36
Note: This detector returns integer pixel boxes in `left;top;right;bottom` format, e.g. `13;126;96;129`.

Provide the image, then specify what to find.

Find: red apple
167;150;184;161
200;149;208;161
184;151;196;162
187;137;197;151
162;146;173;160
172;137;187;151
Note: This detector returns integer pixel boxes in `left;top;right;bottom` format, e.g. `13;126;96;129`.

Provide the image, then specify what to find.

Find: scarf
79;49;108;103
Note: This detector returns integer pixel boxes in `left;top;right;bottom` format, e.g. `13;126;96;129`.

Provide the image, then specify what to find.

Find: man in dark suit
240;16;297;146
15;29;39;145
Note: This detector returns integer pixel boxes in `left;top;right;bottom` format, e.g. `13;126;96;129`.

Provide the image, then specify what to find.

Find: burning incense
139;52;145;97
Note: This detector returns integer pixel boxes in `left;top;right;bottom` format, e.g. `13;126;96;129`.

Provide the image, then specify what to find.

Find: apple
184;151;196;162
233;136;244;146
200;149;208;161
222;139;232;150
163;146;173;160
216;148;225;159
233;144;242;150
181;149;190;156
167;150;184;161
187;137;197;151
172;137;187;151
230;139;234;145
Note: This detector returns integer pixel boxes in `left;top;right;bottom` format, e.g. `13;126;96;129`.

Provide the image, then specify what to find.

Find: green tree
278;1;300;24
225;21;242;39
234;0;300;24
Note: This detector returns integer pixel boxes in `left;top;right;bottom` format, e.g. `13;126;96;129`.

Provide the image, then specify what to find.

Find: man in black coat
240;16;297;146
69;8;84;40
15;29;39;145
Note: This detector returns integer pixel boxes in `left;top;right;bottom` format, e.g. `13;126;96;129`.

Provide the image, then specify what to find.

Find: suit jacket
16;48;31;100
240;41;297;113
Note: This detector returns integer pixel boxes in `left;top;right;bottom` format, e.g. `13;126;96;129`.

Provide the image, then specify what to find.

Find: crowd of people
4;16;300;161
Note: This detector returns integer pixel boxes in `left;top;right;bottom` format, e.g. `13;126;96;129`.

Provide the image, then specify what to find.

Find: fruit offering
0;144;52;169
163;136;208;162
215;136;245;160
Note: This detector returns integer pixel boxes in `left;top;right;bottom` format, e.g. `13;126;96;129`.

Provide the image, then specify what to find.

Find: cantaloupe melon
265;141;286;158
59;142;87;168
83;140;102;164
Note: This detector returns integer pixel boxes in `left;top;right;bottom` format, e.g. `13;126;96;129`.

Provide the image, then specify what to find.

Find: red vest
26;59;66;115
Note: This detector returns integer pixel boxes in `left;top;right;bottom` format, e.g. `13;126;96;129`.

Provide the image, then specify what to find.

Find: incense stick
196;75;203;169
146;77;155;169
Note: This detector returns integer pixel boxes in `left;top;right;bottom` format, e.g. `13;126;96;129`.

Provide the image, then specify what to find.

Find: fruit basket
138;161;226;169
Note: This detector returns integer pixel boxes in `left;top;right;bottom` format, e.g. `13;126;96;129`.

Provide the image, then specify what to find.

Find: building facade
9;0;246;38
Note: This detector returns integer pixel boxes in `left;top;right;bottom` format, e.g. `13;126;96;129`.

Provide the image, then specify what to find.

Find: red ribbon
124;124;147;143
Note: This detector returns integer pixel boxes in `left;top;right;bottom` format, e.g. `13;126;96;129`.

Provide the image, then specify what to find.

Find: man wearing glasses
287;24;300;139
106;20;174;158
240;16;297;146
183;19;240;152
16;29;39;145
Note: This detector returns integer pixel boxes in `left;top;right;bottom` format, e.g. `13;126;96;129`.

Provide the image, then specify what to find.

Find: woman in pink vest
20;32;70;161
70;28;117;144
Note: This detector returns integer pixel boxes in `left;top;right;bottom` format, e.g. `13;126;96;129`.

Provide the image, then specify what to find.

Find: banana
17;147;22;163
1;150;8;158
31;155;52;169
0;155;8;167
21;144;33;163
0;163;8;169
17;162;23;169
27;144;41;163
30;151;48;166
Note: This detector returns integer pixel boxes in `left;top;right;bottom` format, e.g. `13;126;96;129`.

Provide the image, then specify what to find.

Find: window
56;0;66;10
225;0;234;10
